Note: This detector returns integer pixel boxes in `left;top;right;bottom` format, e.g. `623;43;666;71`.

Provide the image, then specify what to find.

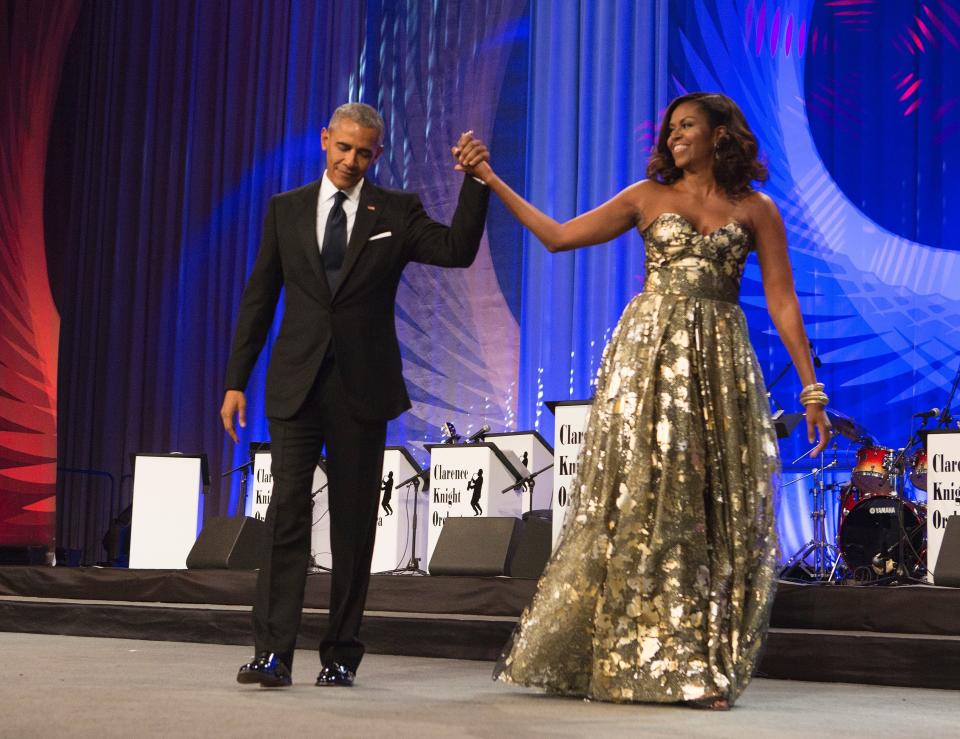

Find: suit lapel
294;180;333;303
333;180;384;298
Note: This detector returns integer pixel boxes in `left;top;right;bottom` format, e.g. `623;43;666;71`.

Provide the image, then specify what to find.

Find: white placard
551;401;592;546
245;445;421;573
485;432;554;512
426;443;524;563
371;447;421;572
927;431;960;582
129;454;205;569
245;447;328;566
248;450;274;520
308;465;331;569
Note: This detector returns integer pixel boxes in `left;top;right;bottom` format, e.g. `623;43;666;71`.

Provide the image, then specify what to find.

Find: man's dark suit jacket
224;175;489;421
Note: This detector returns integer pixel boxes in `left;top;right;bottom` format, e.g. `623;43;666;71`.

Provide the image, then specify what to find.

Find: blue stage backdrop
43;0;960;563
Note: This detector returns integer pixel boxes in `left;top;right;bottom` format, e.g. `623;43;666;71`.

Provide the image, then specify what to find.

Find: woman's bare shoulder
622;179;671;217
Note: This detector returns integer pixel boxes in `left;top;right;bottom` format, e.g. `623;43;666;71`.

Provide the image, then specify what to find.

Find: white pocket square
369;231;392;241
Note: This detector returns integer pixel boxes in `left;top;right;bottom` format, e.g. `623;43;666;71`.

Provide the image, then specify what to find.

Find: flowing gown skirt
495;288;780;705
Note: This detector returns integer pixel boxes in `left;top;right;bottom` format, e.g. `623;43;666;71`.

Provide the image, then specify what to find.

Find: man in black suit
222;103;489;688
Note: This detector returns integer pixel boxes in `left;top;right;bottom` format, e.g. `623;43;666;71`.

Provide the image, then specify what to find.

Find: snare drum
909;448;927;491
852;445;896;495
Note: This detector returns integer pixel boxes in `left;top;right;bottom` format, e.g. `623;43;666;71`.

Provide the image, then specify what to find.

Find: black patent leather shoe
236;652;292;687
315;661;355;687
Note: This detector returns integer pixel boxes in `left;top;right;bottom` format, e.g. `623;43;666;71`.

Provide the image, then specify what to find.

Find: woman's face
666;101;719;170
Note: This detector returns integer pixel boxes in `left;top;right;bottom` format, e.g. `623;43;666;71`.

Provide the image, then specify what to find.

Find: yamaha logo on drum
870;506;896;515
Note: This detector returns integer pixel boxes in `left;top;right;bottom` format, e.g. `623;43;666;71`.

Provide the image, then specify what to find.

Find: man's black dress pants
253;358;387;672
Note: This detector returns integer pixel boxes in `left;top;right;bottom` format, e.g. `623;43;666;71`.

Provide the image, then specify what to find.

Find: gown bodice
641;212;753;305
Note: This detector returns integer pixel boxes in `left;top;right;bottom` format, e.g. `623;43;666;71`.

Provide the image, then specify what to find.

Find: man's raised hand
451;130;492;182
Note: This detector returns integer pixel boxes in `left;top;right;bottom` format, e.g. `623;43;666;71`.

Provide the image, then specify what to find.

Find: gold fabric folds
496;214;780;705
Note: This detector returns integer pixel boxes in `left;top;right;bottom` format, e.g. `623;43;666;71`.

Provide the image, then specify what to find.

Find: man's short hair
328;103;384;143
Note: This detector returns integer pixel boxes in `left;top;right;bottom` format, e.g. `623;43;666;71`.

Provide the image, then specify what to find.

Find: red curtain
0;0;79;548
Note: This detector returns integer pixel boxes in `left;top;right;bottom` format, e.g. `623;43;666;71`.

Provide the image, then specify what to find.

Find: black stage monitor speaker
934;514;960;587
510;511;554;579
186;516;265;570
429;517;521;576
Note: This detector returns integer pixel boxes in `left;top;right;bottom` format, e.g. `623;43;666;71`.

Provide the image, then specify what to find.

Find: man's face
321;119;383;190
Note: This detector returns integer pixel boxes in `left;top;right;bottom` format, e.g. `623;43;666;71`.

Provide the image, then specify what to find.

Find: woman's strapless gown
495;213;780;705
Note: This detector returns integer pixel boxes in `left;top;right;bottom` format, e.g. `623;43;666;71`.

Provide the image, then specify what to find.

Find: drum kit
778;408;932;584
771;346;960;584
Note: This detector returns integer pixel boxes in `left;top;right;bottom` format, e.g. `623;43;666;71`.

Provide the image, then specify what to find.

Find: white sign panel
486;432;554;512
551;401;592;546
308;465;331;569
245;447;328;566
248;450;274;520
246;445;421;573
129;454;204;569
426;443;524;563
927;431;960;582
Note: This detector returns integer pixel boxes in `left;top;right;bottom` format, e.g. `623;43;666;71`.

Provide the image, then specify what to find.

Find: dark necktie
321;191;348;292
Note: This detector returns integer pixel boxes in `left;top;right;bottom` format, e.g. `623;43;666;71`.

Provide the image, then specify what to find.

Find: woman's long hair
646;92;768;199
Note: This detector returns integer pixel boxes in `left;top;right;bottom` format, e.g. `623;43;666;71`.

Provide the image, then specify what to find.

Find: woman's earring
714;137;726;160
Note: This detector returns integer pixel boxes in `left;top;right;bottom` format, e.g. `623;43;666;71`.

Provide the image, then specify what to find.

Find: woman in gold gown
455;93;831;709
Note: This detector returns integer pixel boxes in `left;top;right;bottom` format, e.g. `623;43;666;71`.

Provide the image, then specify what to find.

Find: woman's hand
451;130;493;182
805;403;832;457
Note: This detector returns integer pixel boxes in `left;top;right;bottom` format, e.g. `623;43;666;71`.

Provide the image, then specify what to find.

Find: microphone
466;424;491;444
809;340;822;369
913;408;940;420
441;422;461;444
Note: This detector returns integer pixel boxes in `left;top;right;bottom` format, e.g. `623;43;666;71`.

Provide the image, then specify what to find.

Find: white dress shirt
316;172;364;254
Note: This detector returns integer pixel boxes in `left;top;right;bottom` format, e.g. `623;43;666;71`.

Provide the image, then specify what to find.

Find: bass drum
838;495;925;578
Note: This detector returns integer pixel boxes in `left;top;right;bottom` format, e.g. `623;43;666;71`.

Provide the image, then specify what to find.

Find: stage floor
1;566;959;690
3;632;958;738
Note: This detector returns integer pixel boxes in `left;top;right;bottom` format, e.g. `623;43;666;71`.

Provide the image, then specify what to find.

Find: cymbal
825;408;873;444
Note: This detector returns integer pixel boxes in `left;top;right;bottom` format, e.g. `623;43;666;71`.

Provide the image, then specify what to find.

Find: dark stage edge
1;567;958;690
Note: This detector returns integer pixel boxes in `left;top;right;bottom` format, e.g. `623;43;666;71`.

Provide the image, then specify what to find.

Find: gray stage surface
3;632;956;738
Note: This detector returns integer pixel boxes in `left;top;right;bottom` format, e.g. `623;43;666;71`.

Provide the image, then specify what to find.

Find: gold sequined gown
495;213;780;705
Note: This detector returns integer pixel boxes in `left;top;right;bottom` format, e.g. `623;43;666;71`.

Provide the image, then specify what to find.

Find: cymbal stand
779;446;842;582
886;423;928;584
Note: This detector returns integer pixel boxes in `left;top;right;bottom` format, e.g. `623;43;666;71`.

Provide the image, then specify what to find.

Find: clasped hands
452;130;492;182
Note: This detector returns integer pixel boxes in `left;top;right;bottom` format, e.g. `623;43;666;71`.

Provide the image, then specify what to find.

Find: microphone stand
779;444;842;582
500;463;554;514
936;355;960;429
881;418;929;584
221;459;253;518
766;341;822;418
765;360;793;416
382;468;430;576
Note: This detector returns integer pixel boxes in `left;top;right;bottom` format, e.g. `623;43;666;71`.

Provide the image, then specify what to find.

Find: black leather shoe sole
236;669;292;688
236;669;262;685
315;677;353;687
258;672;293;688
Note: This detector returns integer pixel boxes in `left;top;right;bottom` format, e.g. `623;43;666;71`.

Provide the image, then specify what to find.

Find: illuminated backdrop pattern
15;0;958;563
